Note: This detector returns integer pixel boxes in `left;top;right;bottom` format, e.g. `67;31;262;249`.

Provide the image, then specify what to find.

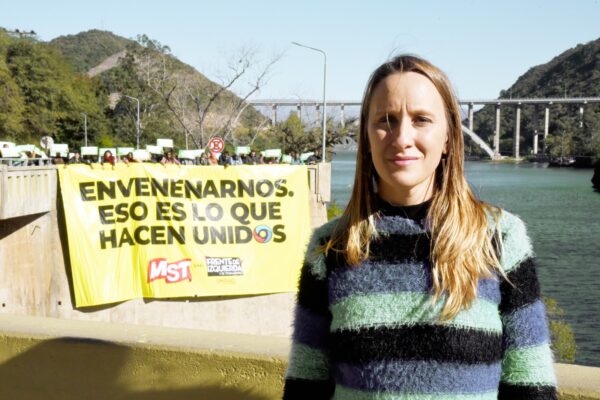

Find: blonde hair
325;55;503;320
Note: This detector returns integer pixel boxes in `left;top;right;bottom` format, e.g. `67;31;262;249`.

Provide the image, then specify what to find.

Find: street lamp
124;95;141;149
291;41;327;163
81;113;88;147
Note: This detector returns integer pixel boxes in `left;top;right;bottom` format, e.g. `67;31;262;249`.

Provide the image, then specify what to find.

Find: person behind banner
218;150;233;166
245;150;259;165
208;152;219;165
161;149;180;165
69;152;86;164
291;151;303;165
52;152;65;165
284;55;557;399
101;150;116;166
122;152;138;164
304;149;322;164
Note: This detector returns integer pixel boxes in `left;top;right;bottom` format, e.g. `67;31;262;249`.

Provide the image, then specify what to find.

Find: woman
122;152;137;164
161;150;180;165
101;150;115;166
284;55;556;399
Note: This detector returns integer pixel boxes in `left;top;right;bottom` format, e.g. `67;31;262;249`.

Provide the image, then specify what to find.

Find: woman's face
367;72;448;205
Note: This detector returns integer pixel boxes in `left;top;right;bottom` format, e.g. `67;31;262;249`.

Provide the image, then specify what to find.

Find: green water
331;151;600;366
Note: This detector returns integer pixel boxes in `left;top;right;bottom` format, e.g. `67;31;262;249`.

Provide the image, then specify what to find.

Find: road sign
208;137;225;154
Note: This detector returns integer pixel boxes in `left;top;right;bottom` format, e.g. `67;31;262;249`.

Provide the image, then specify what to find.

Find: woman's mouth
390;156;419;166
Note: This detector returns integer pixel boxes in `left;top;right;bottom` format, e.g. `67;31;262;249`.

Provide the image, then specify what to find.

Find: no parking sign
208;137;224;154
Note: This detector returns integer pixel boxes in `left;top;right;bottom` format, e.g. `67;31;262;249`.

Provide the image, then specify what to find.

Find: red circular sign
208;137;224;154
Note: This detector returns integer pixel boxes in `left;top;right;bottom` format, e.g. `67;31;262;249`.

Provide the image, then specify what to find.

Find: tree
0;57;25;138
3;36;110;146
544;297;577;363
134;36;278;149
103;45;180;147
271;112;317;153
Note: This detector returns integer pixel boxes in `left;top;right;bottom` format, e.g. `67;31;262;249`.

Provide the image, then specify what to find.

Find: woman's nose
391;118;415;148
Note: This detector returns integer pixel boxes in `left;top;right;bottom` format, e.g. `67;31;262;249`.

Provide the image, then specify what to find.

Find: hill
50;29;132;73
472;37;600;158
50;30;266;148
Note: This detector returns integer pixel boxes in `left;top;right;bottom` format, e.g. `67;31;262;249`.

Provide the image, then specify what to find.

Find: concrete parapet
557;363;600;399
1;314;599;400
0;314;288;399
0;165;57;219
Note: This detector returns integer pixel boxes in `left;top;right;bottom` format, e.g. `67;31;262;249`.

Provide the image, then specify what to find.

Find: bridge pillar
468;103;474;131
494;104;501;158
316;104;321;127
580;105;584;128
533;130;539;155
271;104;277;125
544;106;550;154
297;104;302;123
340;104;345;128
514;104;521;159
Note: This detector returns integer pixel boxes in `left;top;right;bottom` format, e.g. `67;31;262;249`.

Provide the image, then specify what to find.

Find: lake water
331;151;600;367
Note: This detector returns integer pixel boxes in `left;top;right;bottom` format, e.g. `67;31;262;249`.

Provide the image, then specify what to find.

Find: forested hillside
472;37;600;158
0;28;109;145
0;28;269;150
50;29;132;73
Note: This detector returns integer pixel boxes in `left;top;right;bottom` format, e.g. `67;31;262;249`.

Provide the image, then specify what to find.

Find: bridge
249;97;600;160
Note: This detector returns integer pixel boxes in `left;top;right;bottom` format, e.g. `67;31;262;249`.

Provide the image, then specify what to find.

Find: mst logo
147;258;192;283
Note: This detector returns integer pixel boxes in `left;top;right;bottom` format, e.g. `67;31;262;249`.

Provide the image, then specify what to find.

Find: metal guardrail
0;158;52;167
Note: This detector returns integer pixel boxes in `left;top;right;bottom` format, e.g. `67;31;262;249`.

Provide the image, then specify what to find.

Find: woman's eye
377;115;396;124
414;116;431;124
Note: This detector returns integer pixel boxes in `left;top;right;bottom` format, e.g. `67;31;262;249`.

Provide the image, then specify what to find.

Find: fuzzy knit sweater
283;201;557;400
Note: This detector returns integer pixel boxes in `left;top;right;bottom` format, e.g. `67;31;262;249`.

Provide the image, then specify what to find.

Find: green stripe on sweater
330;292;501;332
498;211;533;273
500;343;556;385
333;385;497;400
286;342;331;381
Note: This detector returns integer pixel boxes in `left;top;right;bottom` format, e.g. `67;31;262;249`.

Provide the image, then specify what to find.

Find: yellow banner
58;164;312;307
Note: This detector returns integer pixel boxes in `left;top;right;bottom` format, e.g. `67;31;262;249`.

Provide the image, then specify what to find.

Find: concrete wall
0;314;288;400
0;164;330;336
1;314;599;400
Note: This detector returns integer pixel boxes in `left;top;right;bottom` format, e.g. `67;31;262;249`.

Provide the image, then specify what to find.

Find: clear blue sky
2;0;600;102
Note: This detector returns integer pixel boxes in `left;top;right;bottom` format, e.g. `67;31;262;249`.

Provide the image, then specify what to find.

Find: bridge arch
461;125;495;159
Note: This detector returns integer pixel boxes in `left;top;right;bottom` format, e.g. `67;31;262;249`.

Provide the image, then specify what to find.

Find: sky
2;0;600;104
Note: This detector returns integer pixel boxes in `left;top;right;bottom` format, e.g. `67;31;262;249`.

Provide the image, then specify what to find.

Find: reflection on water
331;151;600;366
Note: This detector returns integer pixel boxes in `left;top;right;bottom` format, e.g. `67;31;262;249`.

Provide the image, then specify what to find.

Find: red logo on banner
147;258;192;283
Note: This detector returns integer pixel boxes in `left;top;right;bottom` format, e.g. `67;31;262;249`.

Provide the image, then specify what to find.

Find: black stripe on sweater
368;232;431;263
283;377;335;400
500;258;541;315
498;382;557;400
297;262;330;316
331;324;503;364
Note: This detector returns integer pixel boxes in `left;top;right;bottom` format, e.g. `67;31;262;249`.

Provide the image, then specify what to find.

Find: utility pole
81;113;88;147
292;41;327;162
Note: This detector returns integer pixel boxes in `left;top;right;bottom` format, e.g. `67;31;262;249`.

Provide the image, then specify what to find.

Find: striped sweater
284;202;557;399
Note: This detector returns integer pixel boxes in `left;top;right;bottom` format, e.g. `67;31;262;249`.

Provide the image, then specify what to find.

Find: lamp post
81;113;88;147
124;95;141;149
292;41;327;162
